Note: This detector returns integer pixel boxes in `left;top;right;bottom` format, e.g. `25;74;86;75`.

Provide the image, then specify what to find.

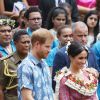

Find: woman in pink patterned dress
54;41;99;100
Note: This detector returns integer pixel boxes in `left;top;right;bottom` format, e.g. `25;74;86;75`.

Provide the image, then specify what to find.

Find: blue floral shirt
17;53;54;100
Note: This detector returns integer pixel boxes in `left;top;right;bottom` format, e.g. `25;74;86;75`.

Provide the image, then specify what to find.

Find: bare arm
77;5;96;14
21;88;34;100
0;0;15;17
22;0;29;8
0;0;5;14
0;85;4;100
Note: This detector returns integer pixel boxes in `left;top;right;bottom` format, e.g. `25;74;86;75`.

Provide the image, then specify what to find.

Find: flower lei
0;19;15;27
54;67;98;96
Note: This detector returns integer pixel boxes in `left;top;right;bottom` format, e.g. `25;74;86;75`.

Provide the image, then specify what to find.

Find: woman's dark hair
84;10;99;42
46;7;68;29
19;9;26;18
59;2;72;12
68;41;88;57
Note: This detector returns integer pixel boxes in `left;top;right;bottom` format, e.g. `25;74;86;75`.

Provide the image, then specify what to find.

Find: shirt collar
28;53;40;65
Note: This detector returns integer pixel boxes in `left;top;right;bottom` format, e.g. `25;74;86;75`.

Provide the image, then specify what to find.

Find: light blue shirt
0;41;16;57
92;41;100;68
26;27;33;36
46;47;59;67
49;29;59;49
17;53;54;100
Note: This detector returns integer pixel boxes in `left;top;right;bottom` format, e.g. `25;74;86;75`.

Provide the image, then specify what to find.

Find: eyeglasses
29;17;42;21
0;29;11;33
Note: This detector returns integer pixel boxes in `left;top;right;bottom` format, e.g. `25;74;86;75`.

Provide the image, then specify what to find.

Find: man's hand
21;88;34;100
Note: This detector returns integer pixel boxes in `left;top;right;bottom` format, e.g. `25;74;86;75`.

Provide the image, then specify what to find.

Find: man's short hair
24;6;42;20
31;28;54;46
13;29;29;42
72;21;88;33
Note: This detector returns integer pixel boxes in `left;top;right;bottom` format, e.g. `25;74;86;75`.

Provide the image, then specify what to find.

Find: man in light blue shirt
17;28;54;100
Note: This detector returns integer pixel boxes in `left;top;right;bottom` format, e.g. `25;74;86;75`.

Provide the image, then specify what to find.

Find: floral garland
0;19;15;27
54;67;98;96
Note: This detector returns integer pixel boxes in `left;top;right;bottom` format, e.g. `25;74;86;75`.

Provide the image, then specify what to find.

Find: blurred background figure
96;33;100;41
84;10;99;47
12;9;27;34
92;40;100;99
47;7;68;49
59;3;72;26
0;0;28;19
27;0;39;6
24;6;42;36
39;0;79;27
96;1;100;18
17;9;27;29
0;53;2;58
0;15;16;57
76;0;96;20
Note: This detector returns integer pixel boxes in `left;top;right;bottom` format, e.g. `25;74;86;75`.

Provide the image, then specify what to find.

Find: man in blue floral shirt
17;28;54;100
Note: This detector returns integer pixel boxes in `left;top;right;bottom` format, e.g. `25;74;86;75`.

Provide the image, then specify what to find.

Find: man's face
73;26;88;45
36;39;53;59
28;12;42;31
0;25;12;46
15;35;31;55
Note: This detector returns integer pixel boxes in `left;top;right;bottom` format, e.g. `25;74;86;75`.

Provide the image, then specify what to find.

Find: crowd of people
0;0;100;100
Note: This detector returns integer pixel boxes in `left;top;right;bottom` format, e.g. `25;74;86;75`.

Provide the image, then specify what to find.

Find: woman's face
87;14;98;29
70;50;88;69
59;28;73;46
52;13;66;29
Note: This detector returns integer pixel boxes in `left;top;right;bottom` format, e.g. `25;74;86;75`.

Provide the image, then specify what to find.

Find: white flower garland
0;19;15;27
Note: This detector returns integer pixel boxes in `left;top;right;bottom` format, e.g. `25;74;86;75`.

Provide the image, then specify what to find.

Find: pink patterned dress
54;67;98;100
